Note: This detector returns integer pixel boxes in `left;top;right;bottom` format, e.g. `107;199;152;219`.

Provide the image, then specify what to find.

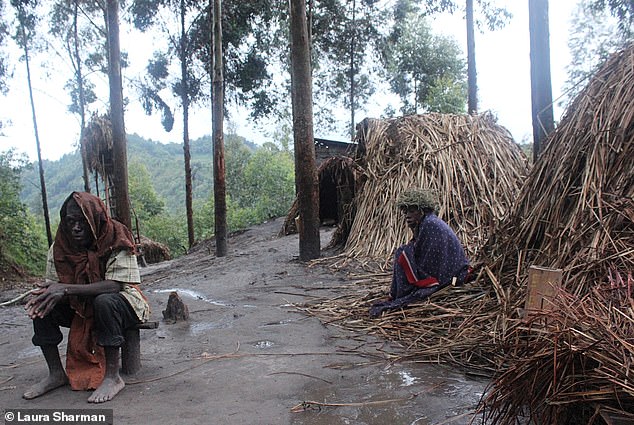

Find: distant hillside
20;133;257;215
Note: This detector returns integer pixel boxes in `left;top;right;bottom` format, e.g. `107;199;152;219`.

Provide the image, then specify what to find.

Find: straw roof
344;112;528;262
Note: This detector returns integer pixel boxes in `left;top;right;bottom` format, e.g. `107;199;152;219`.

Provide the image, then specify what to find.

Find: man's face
402;205;423;231
64;200;92;248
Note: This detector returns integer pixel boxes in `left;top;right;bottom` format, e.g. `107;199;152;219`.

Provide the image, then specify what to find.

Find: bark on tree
529;0;554;162
349;0;356;141
20;25;52;246
289;0;320;261
180;0;195;248
212;0;227;257
73;1;90;193
466;0;478;114
106;0;131;229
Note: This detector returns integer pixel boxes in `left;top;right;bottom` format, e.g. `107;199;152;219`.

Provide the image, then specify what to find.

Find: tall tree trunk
21;25;52;246
528;0;554;162
106;0;131;229
181;0;195;248
212;0;227;257
466;0;478;114
73;0;90;192
289;0;320;261
349;0;356;141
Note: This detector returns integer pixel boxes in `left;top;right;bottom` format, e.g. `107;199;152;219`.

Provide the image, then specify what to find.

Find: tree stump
162;291;189;323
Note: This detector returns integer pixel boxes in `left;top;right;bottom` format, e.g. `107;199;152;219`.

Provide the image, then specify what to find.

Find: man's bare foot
87;376;124;403
23;373;68;400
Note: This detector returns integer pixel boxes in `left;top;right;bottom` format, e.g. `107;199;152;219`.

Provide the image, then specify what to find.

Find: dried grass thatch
81;114;114;179
477;43;634;424
138;235;171;264
480;280;634;424
344;112;528;262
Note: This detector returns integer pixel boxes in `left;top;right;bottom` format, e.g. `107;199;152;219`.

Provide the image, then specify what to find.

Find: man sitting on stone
370;188;470;317
23;191;149;403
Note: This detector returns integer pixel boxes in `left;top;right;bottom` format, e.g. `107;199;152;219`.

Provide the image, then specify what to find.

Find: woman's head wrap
396;188;439;213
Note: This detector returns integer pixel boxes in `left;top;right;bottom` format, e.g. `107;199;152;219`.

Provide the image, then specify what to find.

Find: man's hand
25;283;66;319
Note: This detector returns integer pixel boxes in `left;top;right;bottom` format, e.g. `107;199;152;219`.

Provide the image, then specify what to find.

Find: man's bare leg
88;346;124;403
23;345;68;399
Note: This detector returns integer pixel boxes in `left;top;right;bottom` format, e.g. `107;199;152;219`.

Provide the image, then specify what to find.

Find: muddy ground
0;219;487;424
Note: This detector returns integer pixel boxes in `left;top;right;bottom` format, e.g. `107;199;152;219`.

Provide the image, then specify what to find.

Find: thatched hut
298;112;530;373
342;112;528;262
82;114;115;182
479;43;634;424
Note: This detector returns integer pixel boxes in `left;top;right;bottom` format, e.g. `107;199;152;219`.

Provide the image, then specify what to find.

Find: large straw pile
480;279;634;424
344;112;528;262
478;44;634;423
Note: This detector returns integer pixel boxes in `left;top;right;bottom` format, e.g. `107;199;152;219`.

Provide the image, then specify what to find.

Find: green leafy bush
0;150;47;275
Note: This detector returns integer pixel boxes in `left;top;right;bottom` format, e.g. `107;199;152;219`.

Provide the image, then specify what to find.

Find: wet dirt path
0;219;486;424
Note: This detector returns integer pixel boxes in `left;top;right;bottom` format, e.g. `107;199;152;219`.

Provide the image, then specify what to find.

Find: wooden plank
523;265;562;320
136;320;159;330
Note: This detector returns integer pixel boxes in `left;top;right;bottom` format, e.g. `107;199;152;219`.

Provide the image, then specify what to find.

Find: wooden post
121;321;159;375
523;265;562;320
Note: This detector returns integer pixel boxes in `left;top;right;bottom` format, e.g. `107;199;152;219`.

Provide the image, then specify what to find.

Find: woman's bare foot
87;376;125;403
23;373;68;400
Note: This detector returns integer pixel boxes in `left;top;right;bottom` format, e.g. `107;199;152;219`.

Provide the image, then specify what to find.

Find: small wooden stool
121;320;159;375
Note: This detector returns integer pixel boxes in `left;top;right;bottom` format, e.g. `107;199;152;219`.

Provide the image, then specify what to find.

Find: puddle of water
292;363;485;425
153;288;231;306
254;340;275;349
260;318;296;327
189;321;228;335
399;370;417;387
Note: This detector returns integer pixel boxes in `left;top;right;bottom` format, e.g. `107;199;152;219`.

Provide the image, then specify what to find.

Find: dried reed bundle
480;282;634;424
475;44;634;423
345;112;528;262
138;235;171;264
486;45;634;294
81;114;114;178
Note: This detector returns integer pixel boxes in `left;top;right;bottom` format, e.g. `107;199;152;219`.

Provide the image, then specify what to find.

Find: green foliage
427;75;467;114
564;0;634;104
196;139;295;238
588;0;634;34
128;160;166;221
19;133;293;259
141;211;189;258
383;12;467;114
0;0;10;95
0;150;47;275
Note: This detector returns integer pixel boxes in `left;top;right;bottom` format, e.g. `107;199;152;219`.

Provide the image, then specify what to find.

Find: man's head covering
396;188;439;213
54;191;136;285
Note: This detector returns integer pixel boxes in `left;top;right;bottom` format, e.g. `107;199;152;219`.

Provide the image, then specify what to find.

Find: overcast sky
0;1;576;162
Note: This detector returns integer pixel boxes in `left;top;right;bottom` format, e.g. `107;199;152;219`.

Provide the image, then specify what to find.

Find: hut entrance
280;156;356;239
318;157;355;228
319;170;340;225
